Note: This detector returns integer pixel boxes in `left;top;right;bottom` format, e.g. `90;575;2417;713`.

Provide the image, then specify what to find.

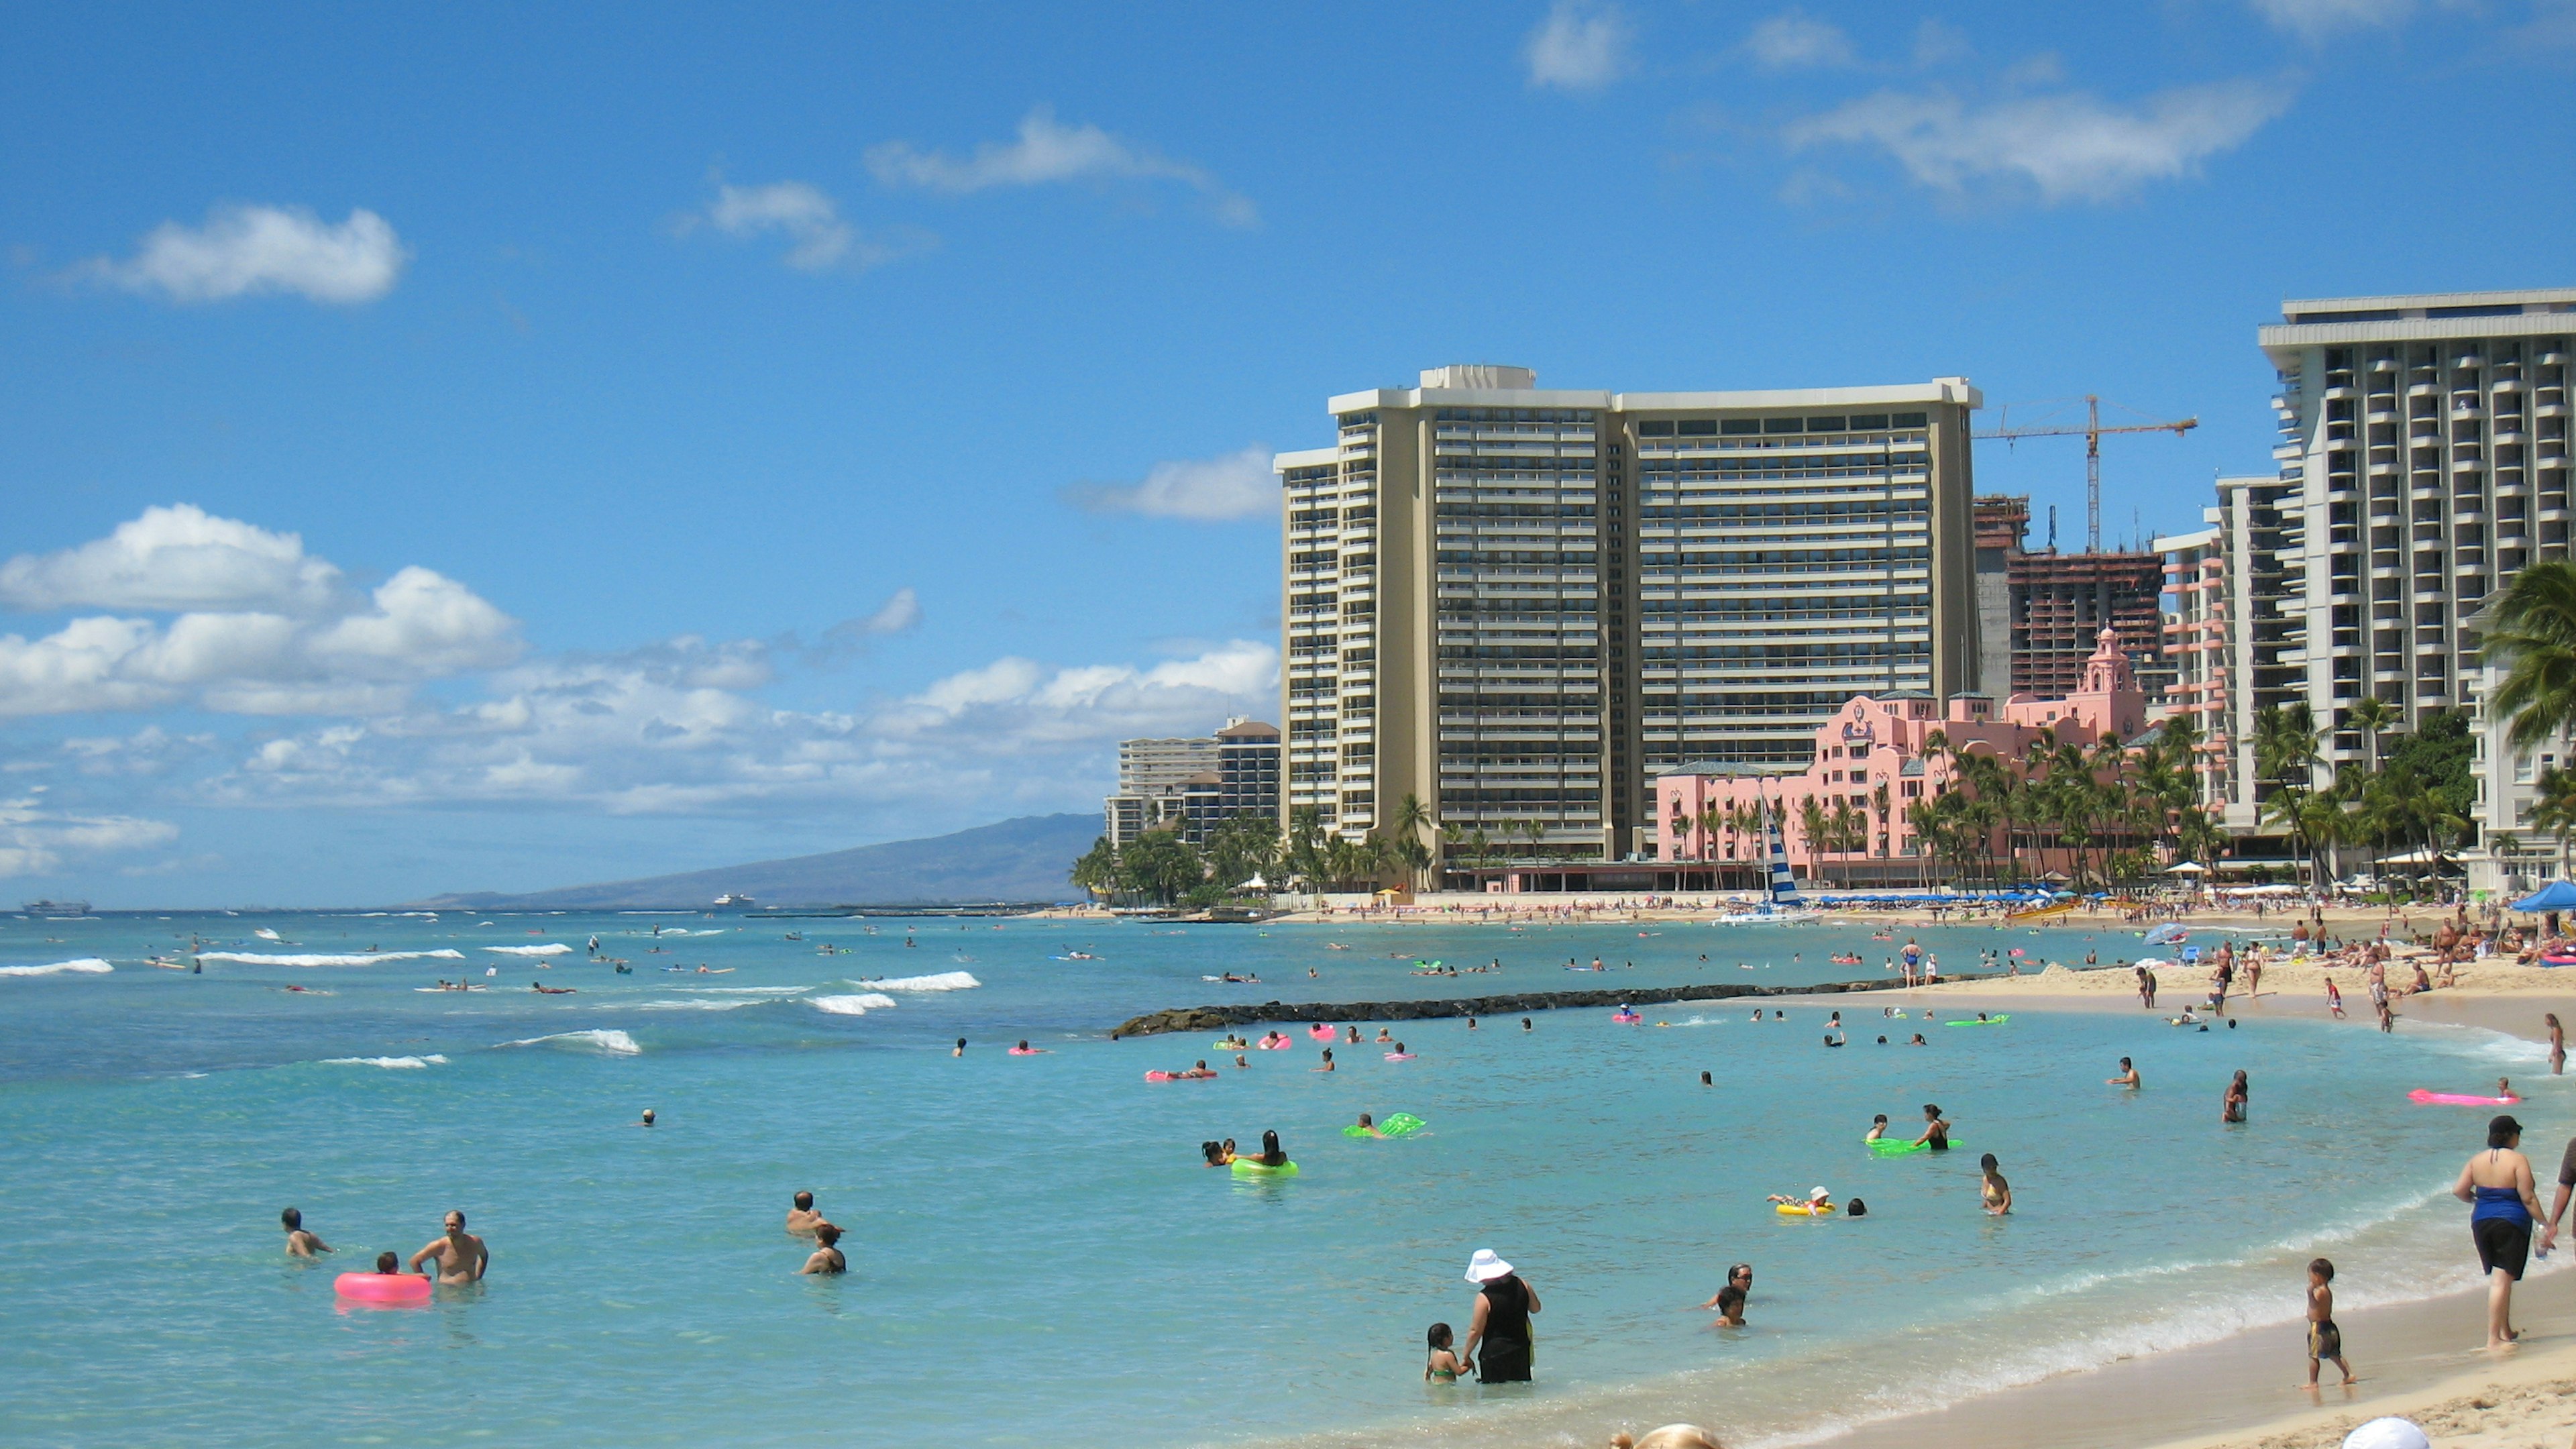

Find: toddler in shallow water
1424;1322;1463;1383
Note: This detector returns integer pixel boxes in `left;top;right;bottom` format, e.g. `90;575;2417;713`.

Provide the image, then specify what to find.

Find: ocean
0;910;2560;1448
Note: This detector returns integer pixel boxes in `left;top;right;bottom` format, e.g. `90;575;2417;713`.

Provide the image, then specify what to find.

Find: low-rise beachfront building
1652;627;2149;885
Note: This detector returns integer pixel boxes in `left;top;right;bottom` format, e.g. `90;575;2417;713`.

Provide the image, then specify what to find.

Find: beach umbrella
2163;861;2210;874
2510;881;2576;912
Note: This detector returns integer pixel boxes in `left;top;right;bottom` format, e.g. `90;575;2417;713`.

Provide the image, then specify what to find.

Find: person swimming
1246;1129;1288;1167
1354;1112;1385;1138
1917;1104;1949;1151
799;1223;847;1275
1864;1113;1889;1141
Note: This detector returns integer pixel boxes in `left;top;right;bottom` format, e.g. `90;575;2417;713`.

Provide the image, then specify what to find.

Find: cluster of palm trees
2251;696;2472;890
1660;718;2228;891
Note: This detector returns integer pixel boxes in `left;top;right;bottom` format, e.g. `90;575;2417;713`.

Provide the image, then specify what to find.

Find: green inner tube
1230;1158;1299;1178
1943;1015;2011;1027
1345;1113;1426;1138
1865;1136;1964;1155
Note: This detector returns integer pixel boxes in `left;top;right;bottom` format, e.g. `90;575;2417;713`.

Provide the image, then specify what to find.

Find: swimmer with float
1769;1185;1835;1216
407;1210;488;1287
1864;1114;1889;1142
1915;1104;1950;1151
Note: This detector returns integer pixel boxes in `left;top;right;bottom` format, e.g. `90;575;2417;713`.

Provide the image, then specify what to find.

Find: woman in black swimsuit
1916;1103;1949;1151
1461;1249;1540;1383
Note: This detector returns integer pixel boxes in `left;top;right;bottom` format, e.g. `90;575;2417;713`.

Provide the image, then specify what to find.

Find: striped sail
1763;801;1802;904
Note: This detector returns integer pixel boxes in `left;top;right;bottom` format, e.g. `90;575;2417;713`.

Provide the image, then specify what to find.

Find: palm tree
2533;765;2576;877
1798;796;1829;888
2253;700;2322;792
1870;782;1893;862
2344;695;2398;775
2485;557;2576;749
1070;837;1121;902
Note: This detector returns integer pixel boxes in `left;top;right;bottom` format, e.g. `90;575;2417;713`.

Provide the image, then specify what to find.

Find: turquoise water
0;911;2564;1449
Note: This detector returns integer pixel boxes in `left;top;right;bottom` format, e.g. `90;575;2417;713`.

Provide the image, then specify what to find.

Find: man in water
280;1207;330;1258
409;1210;488;1285
799;1223;847;1275
786;1191;824;1236
2107;1057;2141;1089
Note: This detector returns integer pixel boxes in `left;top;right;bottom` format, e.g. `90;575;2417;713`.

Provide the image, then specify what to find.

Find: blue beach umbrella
2512;881;2576;912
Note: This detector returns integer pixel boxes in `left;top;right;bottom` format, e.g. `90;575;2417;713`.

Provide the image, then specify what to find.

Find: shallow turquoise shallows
0;911;2560;1449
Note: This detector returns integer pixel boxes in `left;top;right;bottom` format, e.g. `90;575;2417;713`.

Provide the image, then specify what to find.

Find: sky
3;1;2573;907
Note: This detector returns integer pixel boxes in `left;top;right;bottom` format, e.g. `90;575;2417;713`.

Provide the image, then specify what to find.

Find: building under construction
1972;494;2171;704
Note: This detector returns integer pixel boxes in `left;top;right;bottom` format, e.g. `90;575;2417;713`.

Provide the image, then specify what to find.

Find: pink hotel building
1651;628;2148;883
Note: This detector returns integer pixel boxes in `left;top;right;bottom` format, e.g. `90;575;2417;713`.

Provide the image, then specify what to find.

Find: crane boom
1971;395;2197;551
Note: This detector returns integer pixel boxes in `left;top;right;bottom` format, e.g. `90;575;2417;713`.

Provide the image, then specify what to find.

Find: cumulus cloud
2249;0;2412;39
0;787;178;877
1525;1;1631;90
865;107;1258;227
685;180;931;272
1063;445;1274;521
1748;10;1854;68
0;504;341;613
211;638;1278;818
81;204;407;305
60;727;219;777
1782;78;2294;204
0;508;521;718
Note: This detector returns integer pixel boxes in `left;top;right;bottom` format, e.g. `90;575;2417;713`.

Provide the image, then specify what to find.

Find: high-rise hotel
1274;365;1981;867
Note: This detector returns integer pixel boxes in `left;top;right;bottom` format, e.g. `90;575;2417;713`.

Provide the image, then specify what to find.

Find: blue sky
3;1;2572;906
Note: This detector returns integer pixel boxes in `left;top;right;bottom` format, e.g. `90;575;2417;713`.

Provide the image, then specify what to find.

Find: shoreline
1732;983;2576;1449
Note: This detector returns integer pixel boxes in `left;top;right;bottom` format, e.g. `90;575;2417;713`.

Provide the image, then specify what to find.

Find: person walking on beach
2539;1128;2576;1257
2223;1070;2249;1124
408;1210;488;1286
2452;1114;2542;1348
1460;1249;1540;1383
2303;1257;2355;1387
2548;1013;2565;1076
280;1207;330;1258
2326;975;2345;1019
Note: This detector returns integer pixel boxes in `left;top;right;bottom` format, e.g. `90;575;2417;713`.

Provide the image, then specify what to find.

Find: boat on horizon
714;892;755;907
21;899;93;917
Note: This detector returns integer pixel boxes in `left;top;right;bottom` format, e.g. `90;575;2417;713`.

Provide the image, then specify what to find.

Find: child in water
1424;1322;1464;1383
2303;1257;2354;1387
374;1250;400;1274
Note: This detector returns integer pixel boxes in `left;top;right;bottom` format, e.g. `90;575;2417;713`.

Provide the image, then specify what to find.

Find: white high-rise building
1275;365;1981;873
2251;289;2574;880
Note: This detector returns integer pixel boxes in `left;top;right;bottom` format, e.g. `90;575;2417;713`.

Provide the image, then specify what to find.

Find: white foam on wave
627;998;771;1012
847;971;979;992
486;943;574;957
0;958;114;977
808;993;899;1016
321;1055;448;1069
674;985;806;995
197;949;466;967
497;1029;642;1055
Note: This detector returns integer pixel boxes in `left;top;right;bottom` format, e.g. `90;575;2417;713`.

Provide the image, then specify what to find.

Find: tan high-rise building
1275;365;1982;873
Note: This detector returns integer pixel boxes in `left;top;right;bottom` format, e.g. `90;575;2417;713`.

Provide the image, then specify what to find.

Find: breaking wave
808;993;899;1016
497;1029;643;1055
197;949;466;967
0;958;114;977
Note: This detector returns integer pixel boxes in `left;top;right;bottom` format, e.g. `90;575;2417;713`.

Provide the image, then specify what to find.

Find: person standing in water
2222;1070;2249;1124
2453;1114;2541;1348
2107;1057;2140;1089
1978;1153;2012;1215
1460;1249;1539;1383
280;1207;330;1258
2548;1013;2566;1076
1915;1103;1950;1150
408;1210;488;1285
798;1223;847;1275
786;1191;824;1236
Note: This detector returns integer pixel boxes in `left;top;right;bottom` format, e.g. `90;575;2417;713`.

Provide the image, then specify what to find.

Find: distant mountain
409;814;1099;910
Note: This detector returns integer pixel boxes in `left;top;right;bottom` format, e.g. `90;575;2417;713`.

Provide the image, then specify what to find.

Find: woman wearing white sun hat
1460;1248;1540;1383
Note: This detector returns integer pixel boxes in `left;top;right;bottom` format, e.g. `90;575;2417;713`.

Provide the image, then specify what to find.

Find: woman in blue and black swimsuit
2451;1114;2544;1348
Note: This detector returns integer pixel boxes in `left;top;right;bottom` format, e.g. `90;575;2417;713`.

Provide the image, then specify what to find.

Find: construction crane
1973;396;2197;552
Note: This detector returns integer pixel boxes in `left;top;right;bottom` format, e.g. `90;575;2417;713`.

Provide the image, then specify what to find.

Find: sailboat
1714;794;1819;924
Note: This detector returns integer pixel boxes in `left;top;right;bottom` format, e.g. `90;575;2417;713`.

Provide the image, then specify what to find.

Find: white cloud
855;588;920;636
209;638;1277;818
60;727;219;777
2249;0;2412;40
1748;10;1854;68
0;504;341;613
686;180;931;272
1525;1;1631;91
0;787;178;877
1064;445;1274;521
865;107;1258;227
1782;78;2294;203
82;204;407;305
0;508;521;718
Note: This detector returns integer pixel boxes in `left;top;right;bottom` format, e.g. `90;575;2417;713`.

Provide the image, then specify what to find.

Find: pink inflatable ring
335;1272;433;1303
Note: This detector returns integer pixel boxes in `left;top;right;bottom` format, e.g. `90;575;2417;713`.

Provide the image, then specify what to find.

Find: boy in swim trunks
2304;1257;2353;1386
